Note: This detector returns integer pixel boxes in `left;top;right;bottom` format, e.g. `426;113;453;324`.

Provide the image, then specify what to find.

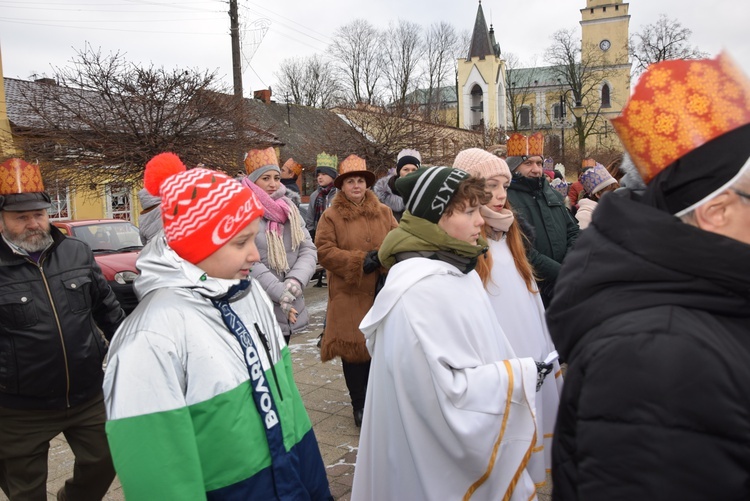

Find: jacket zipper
34;256;71;408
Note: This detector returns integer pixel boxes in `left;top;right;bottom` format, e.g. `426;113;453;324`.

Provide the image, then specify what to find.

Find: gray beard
2;228;54;253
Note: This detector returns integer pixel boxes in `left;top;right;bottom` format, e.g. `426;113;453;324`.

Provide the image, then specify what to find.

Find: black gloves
363;250;381;274
535;361;553;392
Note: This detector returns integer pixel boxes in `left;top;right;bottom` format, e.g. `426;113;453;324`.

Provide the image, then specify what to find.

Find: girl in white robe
353;167;548;501
454;148;564;489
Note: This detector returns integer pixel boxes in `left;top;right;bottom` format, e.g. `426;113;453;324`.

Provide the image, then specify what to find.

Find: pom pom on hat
144;152;186;196
453;148;511;180
143;152;264;265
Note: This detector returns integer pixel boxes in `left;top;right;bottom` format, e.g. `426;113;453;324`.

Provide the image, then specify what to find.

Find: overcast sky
1;0;748;97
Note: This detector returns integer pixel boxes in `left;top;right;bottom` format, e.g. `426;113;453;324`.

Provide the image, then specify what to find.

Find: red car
52;219;143;313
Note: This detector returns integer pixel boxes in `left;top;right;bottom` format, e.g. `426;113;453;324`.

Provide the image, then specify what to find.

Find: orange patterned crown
0;158;46;196
611;52;750;183
282;158;303;177
338;154;367;176
506;132;544;157
244;147;278;175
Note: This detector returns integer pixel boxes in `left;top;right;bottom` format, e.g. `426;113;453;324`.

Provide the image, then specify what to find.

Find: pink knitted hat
453;148;511;181
144;152;264;264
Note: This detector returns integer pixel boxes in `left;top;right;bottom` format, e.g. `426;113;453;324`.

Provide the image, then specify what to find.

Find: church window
601;84;611;108
519;107;531;128
553;103;563;120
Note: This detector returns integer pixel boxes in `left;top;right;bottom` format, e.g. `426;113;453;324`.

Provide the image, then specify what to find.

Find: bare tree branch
329;19;385;105
630;14;708;76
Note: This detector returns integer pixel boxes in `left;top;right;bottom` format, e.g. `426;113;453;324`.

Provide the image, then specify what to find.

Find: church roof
466;2;494;60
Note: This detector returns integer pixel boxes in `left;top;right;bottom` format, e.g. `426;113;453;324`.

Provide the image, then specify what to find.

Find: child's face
196;219;261;280
438;203;484;245
484;174;510;213
317;173;334;187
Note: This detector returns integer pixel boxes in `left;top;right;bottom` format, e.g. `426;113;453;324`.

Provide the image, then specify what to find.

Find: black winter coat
508;175;579;303
547;191;750;501
0;226;125;410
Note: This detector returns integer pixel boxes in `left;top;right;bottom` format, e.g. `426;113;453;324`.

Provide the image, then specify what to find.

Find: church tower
580;0;631;120
457;1;507;131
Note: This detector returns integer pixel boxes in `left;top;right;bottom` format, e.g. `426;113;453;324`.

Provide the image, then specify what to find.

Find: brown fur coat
315;190;398;362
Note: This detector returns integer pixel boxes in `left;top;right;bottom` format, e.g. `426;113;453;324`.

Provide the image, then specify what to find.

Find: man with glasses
547;53;750;500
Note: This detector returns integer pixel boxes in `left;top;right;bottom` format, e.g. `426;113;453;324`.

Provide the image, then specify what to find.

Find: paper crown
316;152;338;169
282;157;303;177
550;178;569;197
506;132;544;157
244;147;278;175
0;158;46;196
334;154;375;189
582;158;597;169
580;164;617;195
611;52;750;184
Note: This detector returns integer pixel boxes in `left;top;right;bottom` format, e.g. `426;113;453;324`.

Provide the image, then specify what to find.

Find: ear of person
693;191;732;231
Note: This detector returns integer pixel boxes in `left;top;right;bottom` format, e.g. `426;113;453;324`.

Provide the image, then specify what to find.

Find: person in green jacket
506;138;579;306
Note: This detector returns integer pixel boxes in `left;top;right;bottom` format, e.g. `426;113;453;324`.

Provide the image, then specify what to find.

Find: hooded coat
315;190;397;363
547;191;750;500
372;174;405;221
103;236;330;500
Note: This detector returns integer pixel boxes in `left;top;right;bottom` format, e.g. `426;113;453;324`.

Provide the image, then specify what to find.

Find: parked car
52;219;142;313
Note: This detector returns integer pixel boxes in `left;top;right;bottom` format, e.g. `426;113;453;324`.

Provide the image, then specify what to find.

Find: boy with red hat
102;153;331;500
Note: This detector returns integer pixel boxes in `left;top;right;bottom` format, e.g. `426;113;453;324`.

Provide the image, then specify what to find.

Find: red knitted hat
144;152;264;264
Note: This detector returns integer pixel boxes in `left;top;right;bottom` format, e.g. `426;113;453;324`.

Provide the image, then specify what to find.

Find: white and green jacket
103;234;331;500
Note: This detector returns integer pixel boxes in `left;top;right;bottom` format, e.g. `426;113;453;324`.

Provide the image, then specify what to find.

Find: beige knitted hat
453;148;511;181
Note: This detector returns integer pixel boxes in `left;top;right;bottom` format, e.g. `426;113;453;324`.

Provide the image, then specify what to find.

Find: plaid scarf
313;185;335;225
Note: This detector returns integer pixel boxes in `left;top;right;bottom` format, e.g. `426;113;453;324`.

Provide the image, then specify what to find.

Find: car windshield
69;222;143;252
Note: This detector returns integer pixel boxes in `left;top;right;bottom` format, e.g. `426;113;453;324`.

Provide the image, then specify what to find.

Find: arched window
519;107;531;129
601;84;611;108
470;84;483;128
552;103;563;120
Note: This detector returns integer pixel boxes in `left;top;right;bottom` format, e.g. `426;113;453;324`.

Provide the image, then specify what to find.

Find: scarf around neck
378;212;488;274
242;179;305;273
480;205;514;237
313;184;335;224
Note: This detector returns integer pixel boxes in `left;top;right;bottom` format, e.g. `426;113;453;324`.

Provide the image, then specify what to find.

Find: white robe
353;258;539;501
486;237;564;486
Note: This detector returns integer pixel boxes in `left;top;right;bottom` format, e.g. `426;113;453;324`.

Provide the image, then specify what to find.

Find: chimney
254;89;272;103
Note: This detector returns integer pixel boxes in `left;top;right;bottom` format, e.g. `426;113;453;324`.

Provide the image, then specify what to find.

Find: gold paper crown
506;132;544;157
316;152;338;169
244;147;278;174
0;158;46;196
282;158;303;177
611;52;750;183
582;158;597;168
338;154;367;175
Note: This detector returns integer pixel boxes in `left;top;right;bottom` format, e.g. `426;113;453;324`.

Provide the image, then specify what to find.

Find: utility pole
229;0;243;99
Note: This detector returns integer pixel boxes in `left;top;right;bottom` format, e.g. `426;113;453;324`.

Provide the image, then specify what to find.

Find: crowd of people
0;53;749;501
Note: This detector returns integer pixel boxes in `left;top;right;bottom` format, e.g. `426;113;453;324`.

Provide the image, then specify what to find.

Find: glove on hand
362;250;381;274
284;278;303;298
535;361;553;392
279;290;296;315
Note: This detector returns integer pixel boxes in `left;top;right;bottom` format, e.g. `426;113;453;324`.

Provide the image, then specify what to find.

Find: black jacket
547;191;750;500
0;225;125;410
508;175;579;303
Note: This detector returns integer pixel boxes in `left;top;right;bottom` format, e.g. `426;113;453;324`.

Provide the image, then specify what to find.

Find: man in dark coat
547;53;750;500
0;159;125;500
506;134;579;306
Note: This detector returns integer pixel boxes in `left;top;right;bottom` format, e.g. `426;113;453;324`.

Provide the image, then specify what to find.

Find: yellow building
458;0;631;163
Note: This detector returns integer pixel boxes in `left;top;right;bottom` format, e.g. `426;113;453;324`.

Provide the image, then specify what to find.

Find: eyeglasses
732;188;750;202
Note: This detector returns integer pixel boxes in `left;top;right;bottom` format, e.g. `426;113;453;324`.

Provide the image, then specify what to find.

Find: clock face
600;39;611;51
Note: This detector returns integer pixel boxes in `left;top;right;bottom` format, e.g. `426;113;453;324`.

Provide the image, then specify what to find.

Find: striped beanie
395;166;470;223
144;152;264;264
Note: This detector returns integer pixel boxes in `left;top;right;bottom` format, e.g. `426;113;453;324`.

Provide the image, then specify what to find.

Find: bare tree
630;14;708;75
422;22;459;121
383;20;425;112
504;52;541;132
329;19;384;105
545;28;619;164
275;55;342;108
13;45;263;185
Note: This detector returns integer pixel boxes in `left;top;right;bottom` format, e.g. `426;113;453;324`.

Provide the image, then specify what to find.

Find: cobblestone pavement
4;282;551;500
